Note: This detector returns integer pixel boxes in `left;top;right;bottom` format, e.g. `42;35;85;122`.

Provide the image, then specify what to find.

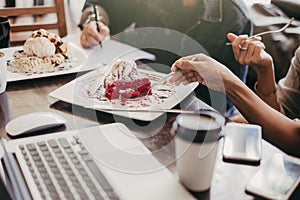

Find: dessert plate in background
3;39;155;82
4;42;89;82
49;67;198;121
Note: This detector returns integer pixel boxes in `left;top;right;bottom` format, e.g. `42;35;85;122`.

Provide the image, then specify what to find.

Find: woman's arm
227;33;281;111
226;76;300;157
170;54;300;157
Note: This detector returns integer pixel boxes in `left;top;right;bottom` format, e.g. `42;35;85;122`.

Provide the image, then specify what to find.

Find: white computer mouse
5;111;67;137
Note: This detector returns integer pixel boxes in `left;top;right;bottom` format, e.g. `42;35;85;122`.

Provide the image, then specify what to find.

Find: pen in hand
93;4;102;48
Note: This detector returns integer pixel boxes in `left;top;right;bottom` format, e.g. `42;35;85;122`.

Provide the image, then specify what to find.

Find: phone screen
223;123;262;163
246;154;300;200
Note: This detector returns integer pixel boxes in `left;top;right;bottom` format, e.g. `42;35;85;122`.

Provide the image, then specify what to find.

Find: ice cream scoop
23;37;56;58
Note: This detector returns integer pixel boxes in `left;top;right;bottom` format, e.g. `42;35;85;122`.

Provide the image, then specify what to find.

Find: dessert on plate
84;59;176;108
7;29;72;74
103;60;152;100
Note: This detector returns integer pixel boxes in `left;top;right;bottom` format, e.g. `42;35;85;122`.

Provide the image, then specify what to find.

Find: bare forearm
227;33;281;112
255;62;281;111
226;79;300;157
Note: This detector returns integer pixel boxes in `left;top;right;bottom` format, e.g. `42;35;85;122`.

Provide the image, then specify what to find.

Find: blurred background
0;0;270;38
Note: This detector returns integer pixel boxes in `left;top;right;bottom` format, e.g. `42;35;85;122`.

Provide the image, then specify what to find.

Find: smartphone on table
223;123;262;165
245;153;300;200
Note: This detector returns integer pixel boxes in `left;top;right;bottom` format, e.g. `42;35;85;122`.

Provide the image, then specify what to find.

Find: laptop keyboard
18;135;120;200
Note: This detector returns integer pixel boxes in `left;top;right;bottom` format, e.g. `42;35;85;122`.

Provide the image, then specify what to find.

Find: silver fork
226;17;294;46
151;70;180;88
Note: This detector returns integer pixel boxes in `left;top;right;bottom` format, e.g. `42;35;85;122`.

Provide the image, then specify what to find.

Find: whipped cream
104;60;145;85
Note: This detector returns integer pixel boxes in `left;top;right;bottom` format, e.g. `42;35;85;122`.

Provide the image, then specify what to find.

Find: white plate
49;67;199;121
4;42;89;82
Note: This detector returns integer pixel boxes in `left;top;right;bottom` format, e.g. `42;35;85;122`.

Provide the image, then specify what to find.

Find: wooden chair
0;0;67;46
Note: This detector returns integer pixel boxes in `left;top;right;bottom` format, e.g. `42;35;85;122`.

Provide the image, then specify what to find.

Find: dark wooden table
1;72;299;200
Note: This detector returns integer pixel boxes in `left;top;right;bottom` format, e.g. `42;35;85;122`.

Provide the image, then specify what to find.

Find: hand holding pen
80;5;110;49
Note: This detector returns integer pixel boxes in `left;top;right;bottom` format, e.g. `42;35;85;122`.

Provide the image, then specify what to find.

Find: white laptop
0;123;194;200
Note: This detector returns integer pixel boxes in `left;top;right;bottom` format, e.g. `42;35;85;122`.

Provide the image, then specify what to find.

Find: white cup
172;110;225;192
0;52;7;94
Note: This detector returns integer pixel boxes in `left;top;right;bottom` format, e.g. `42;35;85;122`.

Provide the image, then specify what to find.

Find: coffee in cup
172;109;225;192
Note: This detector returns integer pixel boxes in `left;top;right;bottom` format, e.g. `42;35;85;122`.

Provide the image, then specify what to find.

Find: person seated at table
78;0;252;116
169;34;300;158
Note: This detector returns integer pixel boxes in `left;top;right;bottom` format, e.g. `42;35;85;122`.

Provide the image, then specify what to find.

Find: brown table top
1;72;299;200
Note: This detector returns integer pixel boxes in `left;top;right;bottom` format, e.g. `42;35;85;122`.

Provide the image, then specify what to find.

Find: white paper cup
0;52;7;94
172;110;225;192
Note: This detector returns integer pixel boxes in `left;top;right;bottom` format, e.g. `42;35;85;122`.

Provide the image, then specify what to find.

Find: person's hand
169;54;239;92
80;21;110;49
227;33;273;73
